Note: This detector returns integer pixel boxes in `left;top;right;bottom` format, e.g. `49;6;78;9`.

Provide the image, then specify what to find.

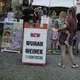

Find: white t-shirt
7;12;14;21
52;28;58;40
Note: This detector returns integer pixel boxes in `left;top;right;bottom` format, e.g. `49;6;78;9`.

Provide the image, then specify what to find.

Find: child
58;11;70;46
48;21;58;53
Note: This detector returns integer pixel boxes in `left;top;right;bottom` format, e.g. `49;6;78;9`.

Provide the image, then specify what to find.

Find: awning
32;0;76;8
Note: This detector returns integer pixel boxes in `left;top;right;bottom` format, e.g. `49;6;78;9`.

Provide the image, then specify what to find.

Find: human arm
34;12;37;17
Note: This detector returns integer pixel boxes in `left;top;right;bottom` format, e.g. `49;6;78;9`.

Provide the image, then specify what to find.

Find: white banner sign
22;28;47;65
40;16;49;28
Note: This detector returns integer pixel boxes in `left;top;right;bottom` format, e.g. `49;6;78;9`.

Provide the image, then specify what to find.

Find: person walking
33;8;39;27
58;7;79;68
33;8;39;23
22;7;30;22
38;7;43;23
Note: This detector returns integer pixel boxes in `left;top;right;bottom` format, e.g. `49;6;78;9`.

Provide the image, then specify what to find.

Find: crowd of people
6;6;57;23
6;6;48;23
22;7;48;24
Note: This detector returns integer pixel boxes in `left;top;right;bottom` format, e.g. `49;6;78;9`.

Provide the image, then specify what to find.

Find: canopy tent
32;0;76;8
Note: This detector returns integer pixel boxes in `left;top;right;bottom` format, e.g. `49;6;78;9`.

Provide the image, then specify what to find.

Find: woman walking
58;7;79;68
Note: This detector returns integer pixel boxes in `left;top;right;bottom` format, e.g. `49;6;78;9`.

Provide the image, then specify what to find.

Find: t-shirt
58;19;64;28
52;28;58;40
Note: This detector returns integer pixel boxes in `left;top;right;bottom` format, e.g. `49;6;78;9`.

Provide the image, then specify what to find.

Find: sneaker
58;63;65;68
52;50;56;53
58;63;61;66
48;49;52;53
65;41;69;46
72;64;79;68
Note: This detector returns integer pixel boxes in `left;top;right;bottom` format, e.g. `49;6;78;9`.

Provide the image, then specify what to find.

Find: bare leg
48;40;53;52
51;42;53;50
60;45;66;65
54;42;57;50
67;45;76;65
67;45;79;68
51;41;56;53
65;30;70;41
65;30;70;46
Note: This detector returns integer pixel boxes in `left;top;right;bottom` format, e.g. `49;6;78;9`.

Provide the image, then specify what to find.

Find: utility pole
49;0;51;16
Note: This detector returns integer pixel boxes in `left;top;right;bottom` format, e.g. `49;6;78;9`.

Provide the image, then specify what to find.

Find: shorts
59;28;67;33
59;32;74;46
51;39;57;44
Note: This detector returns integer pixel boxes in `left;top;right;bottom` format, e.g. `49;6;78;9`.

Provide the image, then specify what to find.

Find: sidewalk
0;52;80;80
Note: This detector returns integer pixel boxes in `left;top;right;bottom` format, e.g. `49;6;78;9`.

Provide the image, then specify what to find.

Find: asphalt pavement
0;27;80;80
0;52;80;80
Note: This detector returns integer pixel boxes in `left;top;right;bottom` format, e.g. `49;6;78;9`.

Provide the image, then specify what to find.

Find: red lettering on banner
30;33;40;37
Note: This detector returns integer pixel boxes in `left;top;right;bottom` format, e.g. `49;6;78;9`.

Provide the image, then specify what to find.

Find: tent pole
49;0;51;16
